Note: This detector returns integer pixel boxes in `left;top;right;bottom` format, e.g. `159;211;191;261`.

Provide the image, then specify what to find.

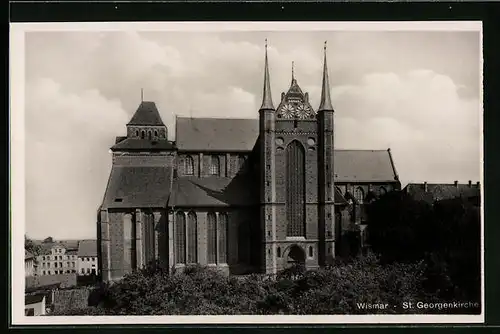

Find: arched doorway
286;245;306;269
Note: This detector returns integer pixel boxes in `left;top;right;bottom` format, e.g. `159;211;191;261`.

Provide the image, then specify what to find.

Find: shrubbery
51;254;438;316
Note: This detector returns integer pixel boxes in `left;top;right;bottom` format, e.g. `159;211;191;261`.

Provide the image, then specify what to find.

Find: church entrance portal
286;245;306;269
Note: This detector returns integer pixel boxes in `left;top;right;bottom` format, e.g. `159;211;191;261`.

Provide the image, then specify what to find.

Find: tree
25;235;42;257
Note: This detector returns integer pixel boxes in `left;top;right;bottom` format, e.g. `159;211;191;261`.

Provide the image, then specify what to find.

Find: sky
22;27;481;240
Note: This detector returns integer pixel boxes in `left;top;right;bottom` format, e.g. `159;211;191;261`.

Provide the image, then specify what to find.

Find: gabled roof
404;182;481;203
101;166;173;209
78;240;97;257
111;138;176;151
127;101;165;126
334;150;399;183
170;175;257;207
176;117;259;152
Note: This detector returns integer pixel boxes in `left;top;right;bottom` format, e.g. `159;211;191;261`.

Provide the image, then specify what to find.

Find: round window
275;137;284;146
307;137;316;146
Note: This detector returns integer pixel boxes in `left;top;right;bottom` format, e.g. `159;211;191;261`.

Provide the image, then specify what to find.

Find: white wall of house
78;256;98;275
25;258;35;277
37;245;78;276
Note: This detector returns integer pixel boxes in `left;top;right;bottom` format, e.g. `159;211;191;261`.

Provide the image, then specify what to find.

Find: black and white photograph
11;21;483;324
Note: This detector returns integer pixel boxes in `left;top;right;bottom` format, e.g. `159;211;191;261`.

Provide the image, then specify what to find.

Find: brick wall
53;288;91;312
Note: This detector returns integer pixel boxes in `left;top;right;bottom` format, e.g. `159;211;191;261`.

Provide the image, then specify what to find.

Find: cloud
23;31;481;239
332;70;480;185
25;78;128;240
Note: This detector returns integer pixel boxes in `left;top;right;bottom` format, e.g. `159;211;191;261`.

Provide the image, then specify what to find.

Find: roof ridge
177;116;258;121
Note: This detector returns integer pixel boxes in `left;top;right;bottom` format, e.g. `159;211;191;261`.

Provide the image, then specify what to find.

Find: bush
51;255;432;316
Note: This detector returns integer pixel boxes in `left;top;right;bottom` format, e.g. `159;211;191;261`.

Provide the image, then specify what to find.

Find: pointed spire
260;39;275;111
141;88;144;102
318;41;334;112
291;61;296;84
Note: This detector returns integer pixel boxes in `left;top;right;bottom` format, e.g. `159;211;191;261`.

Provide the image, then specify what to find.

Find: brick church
97;42;401;282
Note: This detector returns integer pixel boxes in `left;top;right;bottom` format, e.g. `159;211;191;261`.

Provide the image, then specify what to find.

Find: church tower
259;40;278;274
260;42;335;274
317;42;336;265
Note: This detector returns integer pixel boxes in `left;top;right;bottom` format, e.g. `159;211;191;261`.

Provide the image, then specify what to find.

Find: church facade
97;44;401;282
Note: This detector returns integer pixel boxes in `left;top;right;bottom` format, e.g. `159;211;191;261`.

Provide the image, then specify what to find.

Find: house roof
101;166;173;209
170;175;257;207
127;101;165;126
404;183;481;203
111;138;176;152
176;117;259;152
78;240;97;257
25;294;45;305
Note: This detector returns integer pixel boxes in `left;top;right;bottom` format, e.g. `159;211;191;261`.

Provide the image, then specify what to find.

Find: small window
308;246;313;258
148;131;152;140
154;130;158;137
81;268;85;274
277;247;281;257
42;270;46;275
141;131;145;139
135;130;139;137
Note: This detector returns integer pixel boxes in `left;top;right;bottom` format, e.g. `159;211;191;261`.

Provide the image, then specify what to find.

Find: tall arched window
148;131;152;140
277;247;281;258
154;130;158;137
135;130;139;137
354;187;365;203
286;140;306;237
187;212;197;264
175;212;186;264
184;156;194;175
141;130;145;139
218;213;228;264
207;212;217;264
209;156;220;176
123;213;136;271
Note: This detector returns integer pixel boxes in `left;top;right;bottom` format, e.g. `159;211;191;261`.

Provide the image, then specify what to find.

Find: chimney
468;180;472;188
424;182;428;192
454;180;459;188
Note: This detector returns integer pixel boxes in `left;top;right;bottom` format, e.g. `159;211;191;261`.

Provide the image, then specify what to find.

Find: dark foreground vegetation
49;193;481;315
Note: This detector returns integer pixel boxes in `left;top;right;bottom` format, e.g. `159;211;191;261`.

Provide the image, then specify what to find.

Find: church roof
176;117;259;152
127;101;165;126
175;118;398;183
334;150;399;183
170;175;257;207
101;166;173;208
111;138;176;151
